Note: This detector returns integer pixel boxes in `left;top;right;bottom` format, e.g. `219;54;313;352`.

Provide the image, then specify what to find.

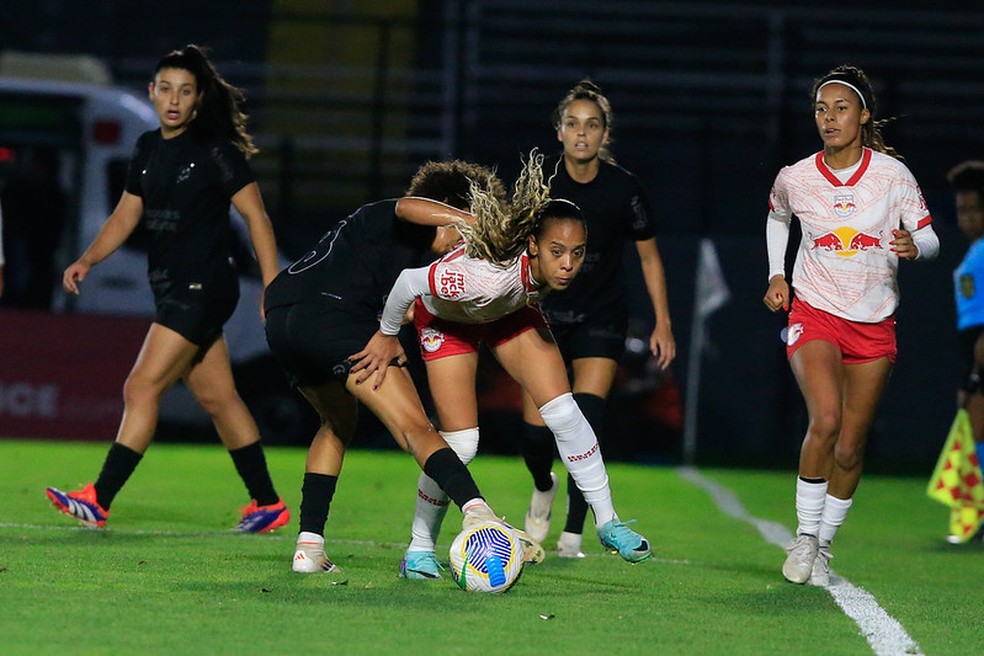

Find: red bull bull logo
810;226;882;257
833;193;856;218
420;327;446;353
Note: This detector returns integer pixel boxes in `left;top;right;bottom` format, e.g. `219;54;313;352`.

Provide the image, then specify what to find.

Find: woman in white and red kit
351;152;653;580
763;64;939;586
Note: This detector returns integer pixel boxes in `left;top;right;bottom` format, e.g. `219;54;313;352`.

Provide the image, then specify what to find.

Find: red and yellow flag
927;409;984;543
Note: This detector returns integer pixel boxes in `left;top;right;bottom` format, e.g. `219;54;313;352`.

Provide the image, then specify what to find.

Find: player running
763;64;939;586
46;44;288;533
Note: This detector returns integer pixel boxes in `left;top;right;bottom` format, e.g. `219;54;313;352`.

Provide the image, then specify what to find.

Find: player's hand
891;228;918;260
347;331;405;389
763;275;789;312
650;323;676;370
63;260;91;295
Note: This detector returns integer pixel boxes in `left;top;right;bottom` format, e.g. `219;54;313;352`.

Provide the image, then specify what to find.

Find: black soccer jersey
264;199;436;319
124;130;253;297
542;155;656;323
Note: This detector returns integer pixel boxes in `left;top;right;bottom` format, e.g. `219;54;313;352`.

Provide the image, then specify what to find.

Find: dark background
2;0;982;471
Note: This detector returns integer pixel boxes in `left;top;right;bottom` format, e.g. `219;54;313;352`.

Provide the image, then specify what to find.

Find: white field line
677;467;923;656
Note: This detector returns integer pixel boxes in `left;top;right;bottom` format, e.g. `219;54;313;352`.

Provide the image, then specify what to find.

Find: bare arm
636;237;675;369
395;196;474;227
63;191;144;294
231;182;280;288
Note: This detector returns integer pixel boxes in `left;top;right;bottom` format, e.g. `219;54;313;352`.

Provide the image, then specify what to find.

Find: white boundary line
678;467;923;656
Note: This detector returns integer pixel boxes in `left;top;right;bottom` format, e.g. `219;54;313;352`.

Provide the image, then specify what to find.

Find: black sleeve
208;141;256;198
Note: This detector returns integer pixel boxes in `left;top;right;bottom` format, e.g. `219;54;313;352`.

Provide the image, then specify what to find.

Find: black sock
423;447;482;509
299;472;337;536
521;423;556;491
563;393;607;534
228;441;279;506
93;442;143;509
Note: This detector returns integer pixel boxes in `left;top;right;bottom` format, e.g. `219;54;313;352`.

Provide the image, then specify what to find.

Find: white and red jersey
767;148;933;323
379;245;545;335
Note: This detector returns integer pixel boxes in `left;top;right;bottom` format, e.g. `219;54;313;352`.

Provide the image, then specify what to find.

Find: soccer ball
449;522;525;593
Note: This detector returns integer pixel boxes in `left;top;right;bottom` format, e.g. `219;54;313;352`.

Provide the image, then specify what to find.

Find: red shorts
412;299;548;361
786;298;896;364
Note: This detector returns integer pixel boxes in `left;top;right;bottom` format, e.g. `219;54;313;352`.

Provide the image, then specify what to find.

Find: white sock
795;477;828;537
297;530;323;545
407;428;480;552
538;393;615;527
818;494;853;544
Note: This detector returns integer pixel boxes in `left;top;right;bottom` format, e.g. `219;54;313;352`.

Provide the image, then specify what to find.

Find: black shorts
547;311;628;364
264;303;378;388
154;274;238;349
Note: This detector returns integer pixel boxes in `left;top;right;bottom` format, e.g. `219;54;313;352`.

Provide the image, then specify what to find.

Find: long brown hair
154;44;258;158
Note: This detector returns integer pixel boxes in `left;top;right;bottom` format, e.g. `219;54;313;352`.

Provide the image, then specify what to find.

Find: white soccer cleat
807;544;832;587
462;502;544;564
782;534;819;584
524;472;558;544
557;531;586;559
292;533;339;574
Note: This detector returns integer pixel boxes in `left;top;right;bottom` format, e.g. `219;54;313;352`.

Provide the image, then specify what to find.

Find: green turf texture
1;440;981;655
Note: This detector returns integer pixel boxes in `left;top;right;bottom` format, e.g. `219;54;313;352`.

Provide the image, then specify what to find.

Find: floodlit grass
1;440;981;655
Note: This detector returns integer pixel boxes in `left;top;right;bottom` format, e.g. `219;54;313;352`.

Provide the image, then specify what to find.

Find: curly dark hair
405;160;506;210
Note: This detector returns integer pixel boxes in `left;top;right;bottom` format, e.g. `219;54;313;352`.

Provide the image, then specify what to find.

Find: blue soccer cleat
598;519;651;563
46;482;109;528
399;550;443;580
235;497;290;534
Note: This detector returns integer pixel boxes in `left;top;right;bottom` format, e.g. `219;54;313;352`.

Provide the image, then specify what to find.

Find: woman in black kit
46;45;289;534
263;160;540;573
521;80;676;558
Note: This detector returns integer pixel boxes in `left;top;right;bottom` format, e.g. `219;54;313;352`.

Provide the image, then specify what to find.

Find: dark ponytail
154;44;258;158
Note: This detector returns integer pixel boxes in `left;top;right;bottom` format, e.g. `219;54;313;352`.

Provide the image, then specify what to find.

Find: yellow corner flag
927;408;984;543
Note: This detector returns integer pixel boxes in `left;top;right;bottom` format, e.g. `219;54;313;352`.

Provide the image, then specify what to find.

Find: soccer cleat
557;530;586;559
292;535;339;573
808;544;832;587
235;497;290;534
399;550;442;580
524;471;558;543
462;502;545;564
598;519;651;563
45;482;109;528
782;534;819;584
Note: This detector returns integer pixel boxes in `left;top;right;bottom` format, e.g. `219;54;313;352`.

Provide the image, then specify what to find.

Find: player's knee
807;408;841;442
833;443;863;472
193;385;241;417
441;427;479;464
538;392;582;434
122;371;164;407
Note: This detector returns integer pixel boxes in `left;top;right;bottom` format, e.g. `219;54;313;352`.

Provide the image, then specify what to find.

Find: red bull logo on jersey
420;327;446;353
832;193;856;218
809;226;882;257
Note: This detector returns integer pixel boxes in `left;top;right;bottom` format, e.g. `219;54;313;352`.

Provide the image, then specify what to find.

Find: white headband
816;79;867;109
